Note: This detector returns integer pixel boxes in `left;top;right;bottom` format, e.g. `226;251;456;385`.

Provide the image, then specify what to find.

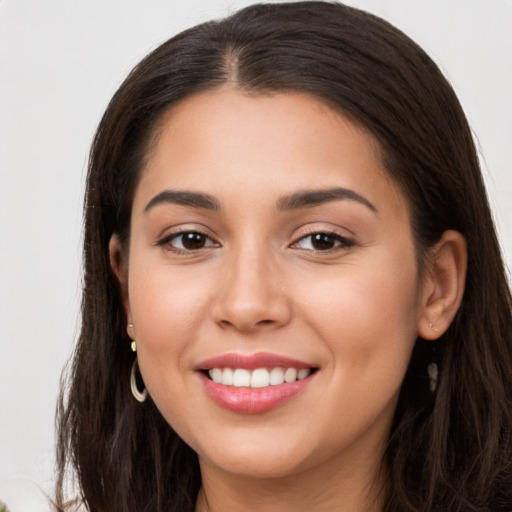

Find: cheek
126;255;215;378
295;249;420;379
127;264;214;425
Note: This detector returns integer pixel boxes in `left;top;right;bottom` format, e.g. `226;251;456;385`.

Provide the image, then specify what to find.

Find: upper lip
195;352;316;371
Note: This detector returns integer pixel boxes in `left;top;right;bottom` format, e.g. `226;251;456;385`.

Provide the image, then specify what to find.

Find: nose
211;245;292;333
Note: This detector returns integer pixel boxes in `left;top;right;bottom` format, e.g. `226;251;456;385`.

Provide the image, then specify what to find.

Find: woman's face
121;89;429;480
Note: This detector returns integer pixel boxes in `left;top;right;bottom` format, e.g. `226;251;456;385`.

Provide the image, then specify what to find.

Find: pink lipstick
195;352;317;414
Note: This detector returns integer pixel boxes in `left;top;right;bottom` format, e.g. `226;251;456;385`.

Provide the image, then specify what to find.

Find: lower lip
199;373;314;414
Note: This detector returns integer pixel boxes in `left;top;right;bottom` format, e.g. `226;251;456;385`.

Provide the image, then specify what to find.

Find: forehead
135;88;406;216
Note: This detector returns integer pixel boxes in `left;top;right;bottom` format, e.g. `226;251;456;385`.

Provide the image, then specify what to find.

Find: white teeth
208;367;313;388
284;368;297;383
221;367;233;386
209;368;222;383
251;368;270;388
269;367;285;385
233;368;251;387
297;368;311;380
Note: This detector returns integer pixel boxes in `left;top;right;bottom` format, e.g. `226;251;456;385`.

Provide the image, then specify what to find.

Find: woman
55;2;512;511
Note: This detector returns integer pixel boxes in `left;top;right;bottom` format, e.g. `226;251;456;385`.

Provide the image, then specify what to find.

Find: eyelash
157;231;218;252
291;230;355;253
157;229;354;254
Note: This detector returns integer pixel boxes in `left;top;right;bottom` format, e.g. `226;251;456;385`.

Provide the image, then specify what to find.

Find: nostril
217;318;276;329
211;292;292;331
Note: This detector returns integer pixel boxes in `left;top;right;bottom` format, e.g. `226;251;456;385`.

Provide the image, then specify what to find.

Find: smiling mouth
198;355;318;413
205;367;318;388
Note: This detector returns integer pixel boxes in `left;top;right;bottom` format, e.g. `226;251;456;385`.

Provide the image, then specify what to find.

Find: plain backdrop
0;1;511;510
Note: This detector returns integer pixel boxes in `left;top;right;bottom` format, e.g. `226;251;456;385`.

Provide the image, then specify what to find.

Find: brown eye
293;232;354;252
160;231;218;251
181;232;207;249
310;233;337;250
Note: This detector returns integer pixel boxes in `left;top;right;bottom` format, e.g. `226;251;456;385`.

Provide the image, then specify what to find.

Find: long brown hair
55;2;512;511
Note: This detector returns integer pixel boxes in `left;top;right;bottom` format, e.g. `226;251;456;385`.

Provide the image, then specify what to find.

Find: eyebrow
277;187;377;213
144;190;220;213
144;186;377;215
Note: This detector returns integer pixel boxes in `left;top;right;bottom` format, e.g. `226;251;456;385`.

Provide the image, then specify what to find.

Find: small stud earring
128;323;134;328
131;340;137;352
429;321;438;333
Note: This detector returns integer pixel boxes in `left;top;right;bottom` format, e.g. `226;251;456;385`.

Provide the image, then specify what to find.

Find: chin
200;450;311;480
192;430;321;480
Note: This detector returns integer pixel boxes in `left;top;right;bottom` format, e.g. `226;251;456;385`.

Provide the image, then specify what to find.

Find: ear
417;230;467;340
109;234;133;334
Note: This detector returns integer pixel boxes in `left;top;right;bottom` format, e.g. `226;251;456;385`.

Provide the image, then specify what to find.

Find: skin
111;88;467;512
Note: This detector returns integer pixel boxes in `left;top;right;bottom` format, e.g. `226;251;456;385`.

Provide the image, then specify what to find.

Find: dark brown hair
56;2;512;511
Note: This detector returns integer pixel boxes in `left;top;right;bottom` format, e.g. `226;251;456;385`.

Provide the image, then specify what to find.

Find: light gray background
1;1;511;510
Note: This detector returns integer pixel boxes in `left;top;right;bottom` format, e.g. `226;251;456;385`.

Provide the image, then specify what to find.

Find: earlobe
418;230;467;340
109;234;132;324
